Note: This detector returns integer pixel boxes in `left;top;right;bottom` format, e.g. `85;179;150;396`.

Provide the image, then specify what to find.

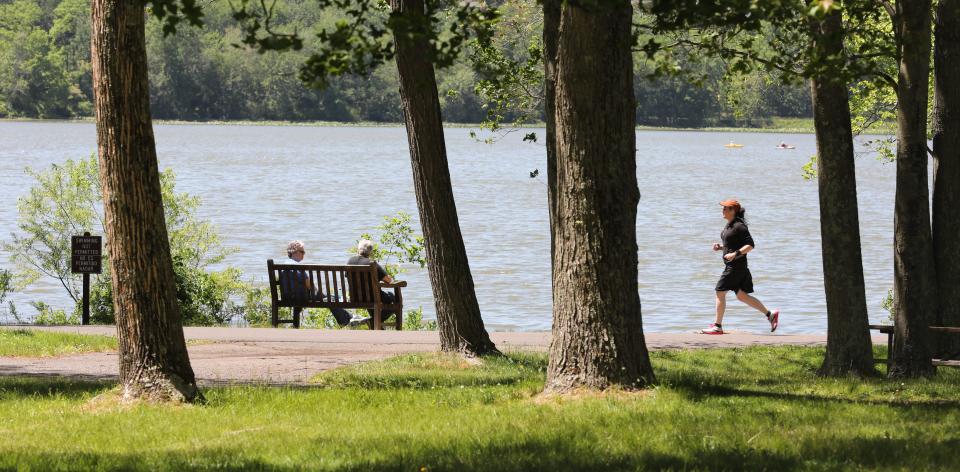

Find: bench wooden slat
929;327;960;334
868;324;894;333
267;259;404;330
868;324;960;368
332;269;340;303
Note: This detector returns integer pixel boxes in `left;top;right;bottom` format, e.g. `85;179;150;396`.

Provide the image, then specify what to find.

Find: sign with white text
71;235;102;274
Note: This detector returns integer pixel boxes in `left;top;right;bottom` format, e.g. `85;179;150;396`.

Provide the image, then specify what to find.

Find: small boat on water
724;141;744;148
776;142;796;149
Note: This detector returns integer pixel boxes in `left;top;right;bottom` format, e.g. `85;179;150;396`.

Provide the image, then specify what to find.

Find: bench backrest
267;259;381;308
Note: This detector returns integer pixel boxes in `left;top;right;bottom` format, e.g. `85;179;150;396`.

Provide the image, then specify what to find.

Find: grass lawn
0;328;117;357
1;346;958;471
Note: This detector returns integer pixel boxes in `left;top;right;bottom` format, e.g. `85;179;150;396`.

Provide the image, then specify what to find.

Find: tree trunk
390;0;498;356
889;0;936;378
932;0;960;358
545;0;655;392
90;0;201;401
544;0;560;271
808;10;876;377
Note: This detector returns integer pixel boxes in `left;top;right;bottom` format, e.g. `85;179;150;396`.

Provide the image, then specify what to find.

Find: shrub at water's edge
4;156;437;328
5;156;264;326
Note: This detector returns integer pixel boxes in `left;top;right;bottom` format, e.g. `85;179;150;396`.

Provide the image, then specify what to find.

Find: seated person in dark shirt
279;240;312;327
281;240;353;327
347;239;398;326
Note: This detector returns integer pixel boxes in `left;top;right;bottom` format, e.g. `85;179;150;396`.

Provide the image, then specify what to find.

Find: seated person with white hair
282;240;353;327
347;239;398;327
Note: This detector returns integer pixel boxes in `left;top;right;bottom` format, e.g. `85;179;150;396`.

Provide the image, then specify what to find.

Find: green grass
1;346;958;471
0;329;117;357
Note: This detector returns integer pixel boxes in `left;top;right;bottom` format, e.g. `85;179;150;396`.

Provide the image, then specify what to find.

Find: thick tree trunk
90;0;201;401
932;0;960;358
544;0;560;270
545;0;655;392
890;0;936;378
808;11;876;377
390;0;498;356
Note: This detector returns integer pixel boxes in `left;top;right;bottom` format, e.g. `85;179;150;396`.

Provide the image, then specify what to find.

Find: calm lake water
0;121;904;333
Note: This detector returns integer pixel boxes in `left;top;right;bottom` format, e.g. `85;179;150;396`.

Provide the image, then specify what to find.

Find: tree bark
932;0;960;358
808;10;876;377
90;0;201;401
889;0;936;378
390;0;498;356
545;0;655;392
544;0;560;271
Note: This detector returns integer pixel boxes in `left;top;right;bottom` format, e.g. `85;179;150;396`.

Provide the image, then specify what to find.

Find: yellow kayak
724;143;744;148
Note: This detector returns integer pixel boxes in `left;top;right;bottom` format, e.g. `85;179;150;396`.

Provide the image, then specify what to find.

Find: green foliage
470;0;812;136
352;211;426;278
801;155;817;181
881;288;895;322
0;0;76;117
0;0;814;125
302;308;338;329
4;157;102;305
7;155;245;326
231;0;499;89
0;269;11;306
402;306;436;331
469;1;544;137
239;284;272;327
146;0;205;36
0;328;116;357
29;301;77;325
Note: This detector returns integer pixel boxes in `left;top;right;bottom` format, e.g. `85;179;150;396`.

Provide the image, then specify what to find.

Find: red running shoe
700;323;724;335
769;309;780;332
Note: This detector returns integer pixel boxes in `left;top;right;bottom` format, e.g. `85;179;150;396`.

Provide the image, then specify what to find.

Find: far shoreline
2;116;897;135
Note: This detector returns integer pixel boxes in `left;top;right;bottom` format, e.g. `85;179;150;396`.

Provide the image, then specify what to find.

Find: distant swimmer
776;142;795;149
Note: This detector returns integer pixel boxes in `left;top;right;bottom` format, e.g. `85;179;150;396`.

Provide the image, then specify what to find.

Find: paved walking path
0;326;886;385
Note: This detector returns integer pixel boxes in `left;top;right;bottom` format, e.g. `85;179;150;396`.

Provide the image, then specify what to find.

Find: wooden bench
869;324;960;368
267;259;406;330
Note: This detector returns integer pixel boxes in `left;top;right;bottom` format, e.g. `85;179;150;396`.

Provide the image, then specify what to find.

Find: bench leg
271;305;279;328
293;307;301;329
374;306;382;330
396;310;402;331
887;332;893;372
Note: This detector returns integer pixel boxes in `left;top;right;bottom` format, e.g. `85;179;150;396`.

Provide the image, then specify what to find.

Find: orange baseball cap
719;199;741;208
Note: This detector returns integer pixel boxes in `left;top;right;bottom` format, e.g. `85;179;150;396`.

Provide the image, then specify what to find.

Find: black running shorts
715;266;754;294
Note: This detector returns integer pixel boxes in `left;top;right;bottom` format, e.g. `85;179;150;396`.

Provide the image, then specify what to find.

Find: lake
0;121;903;333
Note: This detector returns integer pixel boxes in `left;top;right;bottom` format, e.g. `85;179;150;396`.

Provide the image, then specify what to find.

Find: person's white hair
357;239;374;257
286;240;305;256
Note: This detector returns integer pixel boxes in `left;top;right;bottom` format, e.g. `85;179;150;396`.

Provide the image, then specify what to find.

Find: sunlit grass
0;329;117;357
1;346;958;470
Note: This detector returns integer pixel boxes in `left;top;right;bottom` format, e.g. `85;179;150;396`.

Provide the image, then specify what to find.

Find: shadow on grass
7;436;959;471
312;353;548;390
4;329;36;338
0;376;112;399
661;372;960;409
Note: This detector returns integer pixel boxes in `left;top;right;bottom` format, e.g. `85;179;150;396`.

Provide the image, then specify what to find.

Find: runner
701;199;780;335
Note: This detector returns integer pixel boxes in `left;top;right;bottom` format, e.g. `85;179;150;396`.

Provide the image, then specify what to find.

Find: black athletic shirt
347;255;388;281
721;219;755;269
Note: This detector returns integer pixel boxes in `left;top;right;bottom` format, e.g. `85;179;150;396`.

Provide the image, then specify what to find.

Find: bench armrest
381;281;407;288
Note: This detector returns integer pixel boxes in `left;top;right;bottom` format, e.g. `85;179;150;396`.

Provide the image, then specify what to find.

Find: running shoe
348;315;372;328
769;309;780;332
700;323;724;335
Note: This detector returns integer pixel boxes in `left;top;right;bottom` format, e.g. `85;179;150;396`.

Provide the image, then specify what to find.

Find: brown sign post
71;232;102;325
